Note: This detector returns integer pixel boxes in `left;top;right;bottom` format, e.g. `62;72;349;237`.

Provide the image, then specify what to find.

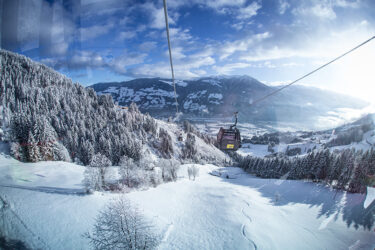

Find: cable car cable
163;0;179;114
218;35;374;151
249;35;375;107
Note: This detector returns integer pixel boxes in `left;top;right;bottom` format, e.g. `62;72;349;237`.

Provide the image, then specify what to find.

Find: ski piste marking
240;200;257;250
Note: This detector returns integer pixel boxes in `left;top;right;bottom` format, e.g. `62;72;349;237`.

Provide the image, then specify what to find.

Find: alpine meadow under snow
1;50;375;249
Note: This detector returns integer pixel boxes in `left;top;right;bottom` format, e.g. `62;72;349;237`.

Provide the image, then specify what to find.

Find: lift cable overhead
218;35;375;151
163;0;179;114
249;35;375;107
162;2;374;152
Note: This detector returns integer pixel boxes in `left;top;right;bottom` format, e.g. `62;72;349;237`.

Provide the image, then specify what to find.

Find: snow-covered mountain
90;76;368;123
0;50;227;166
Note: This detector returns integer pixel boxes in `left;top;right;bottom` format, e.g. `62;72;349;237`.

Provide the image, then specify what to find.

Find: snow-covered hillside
235;113;375;158
90;76;368;126
0;49;227;167
0;155;374;249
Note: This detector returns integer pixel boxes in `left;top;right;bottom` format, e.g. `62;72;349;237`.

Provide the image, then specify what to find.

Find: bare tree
119;156;137;188
187;165;199;181
83;153;112;192
85;196;159;250
168;159;179;182
158;159;180;182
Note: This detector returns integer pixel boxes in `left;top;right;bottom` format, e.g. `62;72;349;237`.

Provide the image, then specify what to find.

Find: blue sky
1;0;375;101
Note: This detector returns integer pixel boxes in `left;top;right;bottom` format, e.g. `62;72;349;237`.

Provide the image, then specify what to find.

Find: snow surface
208;93;223;100
99;86;178;108
159;80;188;87
183;91;209;112
365;187;375;209
237;143;270;157
0;155;374;250
202;79;222;87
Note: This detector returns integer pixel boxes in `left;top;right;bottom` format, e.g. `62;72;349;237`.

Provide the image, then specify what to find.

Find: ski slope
0;155;374;249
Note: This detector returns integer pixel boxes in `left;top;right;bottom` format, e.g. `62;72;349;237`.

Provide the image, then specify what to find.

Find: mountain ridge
90;76;368;124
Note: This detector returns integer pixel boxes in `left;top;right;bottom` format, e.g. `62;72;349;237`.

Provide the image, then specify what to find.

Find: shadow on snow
0;184;87;196
216;167;375;231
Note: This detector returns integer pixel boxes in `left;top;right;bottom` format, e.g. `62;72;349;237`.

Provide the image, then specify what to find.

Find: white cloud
117;31;136;41
127;49;215;79
293;3;336;20
41;50;146;76
166;0;247;10
166;47;186;60
190;46;214;58
278;0;290;14
139;41;157;52
80;0;127;18
71;51;105;68
80;22;114;41
239;46;298;61
213;62;252;74
359;19;368;26
141;3;176;30
168;28;193;42
109;52;147;74
231;22;245;30
311;4;336;19
127;63;200;79
178;55;215;69
193;69;207;75
219;32;271;60
334;0;360;8
237;2;261;19
41;51;105;69
281;62;302;67
204;0;246;8
151;7;168;29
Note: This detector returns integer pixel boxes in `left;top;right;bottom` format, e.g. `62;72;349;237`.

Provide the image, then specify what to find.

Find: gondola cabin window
223;133;235;140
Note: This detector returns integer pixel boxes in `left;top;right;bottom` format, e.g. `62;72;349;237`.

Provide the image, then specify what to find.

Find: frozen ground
0;155;374;249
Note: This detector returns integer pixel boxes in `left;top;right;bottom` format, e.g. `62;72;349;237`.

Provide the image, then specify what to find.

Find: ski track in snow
241;200;252;222
241;224;257;250
240;200;257;250
162;223;174;242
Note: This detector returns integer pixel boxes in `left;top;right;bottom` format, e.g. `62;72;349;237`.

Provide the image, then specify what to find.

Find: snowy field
1;155;374;250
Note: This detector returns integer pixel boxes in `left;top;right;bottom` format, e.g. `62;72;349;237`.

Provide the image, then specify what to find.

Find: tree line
238;147;375;193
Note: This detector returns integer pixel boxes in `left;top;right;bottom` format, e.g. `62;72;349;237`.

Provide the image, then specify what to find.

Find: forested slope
0;50;226;166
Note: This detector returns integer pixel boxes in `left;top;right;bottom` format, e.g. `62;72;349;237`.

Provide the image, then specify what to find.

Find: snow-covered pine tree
337;149;355;189
27;131;40;162
159;128;173;158
182;133;197;160
348;152;368;193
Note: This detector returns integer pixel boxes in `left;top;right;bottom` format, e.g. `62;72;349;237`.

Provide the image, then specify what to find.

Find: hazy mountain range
90;76;368;123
